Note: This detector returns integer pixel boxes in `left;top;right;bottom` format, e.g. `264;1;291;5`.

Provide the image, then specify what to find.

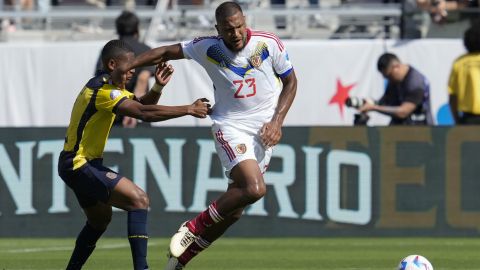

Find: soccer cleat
169;221;198;258
164;254;184;270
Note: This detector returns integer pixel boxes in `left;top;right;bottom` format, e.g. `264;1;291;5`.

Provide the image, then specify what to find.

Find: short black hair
377;53;399;72
215;1;243;23
464;20;480;53
116;11;139;37
101;39;134;69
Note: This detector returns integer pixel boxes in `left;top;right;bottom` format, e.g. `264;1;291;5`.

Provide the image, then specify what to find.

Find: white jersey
181;29;293;130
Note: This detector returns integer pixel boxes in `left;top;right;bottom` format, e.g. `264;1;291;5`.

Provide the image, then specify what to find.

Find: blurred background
1;1;480;269
0;0;479;127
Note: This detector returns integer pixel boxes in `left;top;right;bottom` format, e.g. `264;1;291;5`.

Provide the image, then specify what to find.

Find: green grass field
1;237;479;269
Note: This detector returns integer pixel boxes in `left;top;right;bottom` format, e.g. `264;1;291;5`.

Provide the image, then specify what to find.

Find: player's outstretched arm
112;44;184;87
132;43;184;68
136;62;174;105
260;70;297;148
116;98;211;122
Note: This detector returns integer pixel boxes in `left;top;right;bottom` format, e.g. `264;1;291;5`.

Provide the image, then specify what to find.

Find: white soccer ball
397;255;434;270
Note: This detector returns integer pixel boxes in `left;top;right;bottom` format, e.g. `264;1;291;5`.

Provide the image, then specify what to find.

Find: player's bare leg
187;160;265;234
108;177;149;211
216;160;266;214
168;159;265;260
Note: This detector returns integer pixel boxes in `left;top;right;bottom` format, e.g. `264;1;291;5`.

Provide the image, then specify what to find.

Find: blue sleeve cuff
278;68;293;79
113;97;128;113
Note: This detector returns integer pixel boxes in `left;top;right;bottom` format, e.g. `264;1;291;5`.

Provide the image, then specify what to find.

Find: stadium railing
0;1;402;41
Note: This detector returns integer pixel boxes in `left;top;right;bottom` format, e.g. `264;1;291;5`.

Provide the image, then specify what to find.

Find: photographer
356;53;433;125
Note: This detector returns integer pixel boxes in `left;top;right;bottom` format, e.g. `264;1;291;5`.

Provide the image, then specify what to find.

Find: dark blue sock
128;209;149;270
66;222;105;270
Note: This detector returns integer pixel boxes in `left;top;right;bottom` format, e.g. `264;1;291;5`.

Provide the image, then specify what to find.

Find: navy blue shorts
58;151;123;208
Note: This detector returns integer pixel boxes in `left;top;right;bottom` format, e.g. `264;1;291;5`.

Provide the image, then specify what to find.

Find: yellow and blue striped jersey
63;73;135;170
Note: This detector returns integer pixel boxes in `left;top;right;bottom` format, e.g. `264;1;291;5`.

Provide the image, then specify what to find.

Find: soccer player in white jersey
112;2;297;269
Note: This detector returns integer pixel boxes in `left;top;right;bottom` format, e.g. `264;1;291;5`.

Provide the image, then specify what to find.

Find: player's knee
130;189;150;210
244;181;266;203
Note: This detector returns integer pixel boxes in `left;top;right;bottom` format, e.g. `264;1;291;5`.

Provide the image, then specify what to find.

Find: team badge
110;90;121;100
106;172;118;180
249;55;262;68
235;144;247;154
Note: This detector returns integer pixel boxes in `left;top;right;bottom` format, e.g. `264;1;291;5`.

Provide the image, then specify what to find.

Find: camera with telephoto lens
345;97;375;125
345;97;371;109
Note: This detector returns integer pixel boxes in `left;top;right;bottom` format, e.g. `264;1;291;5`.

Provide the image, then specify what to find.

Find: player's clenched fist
188;98;211;118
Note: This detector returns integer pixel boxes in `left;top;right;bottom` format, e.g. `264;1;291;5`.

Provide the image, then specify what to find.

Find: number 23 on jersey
233;78;256;99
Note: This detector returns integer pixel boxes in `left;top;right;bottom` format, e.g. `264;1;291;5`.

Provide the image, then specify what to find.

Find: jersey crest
235;143;247;154
249;42;269;68
106;172;118;179
249;55;262;68
110;90;121;100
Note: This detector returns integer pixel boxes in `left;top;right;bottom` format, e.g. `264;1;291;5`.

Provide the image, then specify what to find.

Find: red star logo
329;78;356;118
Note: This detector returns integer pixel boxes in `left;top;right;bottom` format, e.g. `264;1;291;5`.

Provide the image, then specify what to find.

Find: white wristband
151;83;164;94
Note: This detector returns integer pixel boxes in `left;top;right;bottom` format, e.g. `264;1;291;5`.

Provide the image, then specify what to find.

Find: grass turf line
0;237;479;269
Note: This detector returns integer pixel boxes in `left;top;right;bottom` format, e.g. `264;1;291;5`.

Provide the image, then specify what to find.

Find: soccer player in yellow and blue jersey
448;20;480;124
58;39;210;270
